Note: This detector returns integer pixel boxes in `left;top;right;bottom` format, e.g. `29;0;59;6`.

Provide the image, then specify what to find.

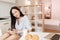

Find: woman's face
12;9;20;18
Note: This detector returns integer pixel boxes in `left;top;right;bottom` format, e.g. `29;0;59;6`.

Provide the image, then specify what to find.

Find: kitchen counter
19;31;50;40
18;27;56;40
18;27;54;40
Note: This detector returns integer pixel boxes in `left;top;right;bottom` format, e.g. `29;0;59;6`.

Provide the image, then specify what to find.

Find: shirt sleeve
23;16;32;30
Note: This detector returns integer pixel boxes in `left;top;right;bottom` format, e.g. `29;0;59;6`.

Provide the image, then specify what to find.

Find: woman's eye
15;11;17;13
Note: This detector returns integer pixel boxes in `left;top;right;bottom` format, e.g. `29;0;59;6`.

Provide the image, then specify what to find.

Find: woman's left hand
8;29;17;35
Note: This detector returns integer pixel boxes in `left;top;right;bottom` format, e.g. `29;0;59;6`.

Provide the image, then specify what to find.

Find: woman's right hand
6;29;17;35
10;29;17;35
7;29;23;35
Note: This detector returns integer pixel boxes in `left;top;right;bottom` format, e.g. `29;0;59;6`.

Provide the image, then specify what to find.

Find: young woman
10;6;31;31
0;6;32;40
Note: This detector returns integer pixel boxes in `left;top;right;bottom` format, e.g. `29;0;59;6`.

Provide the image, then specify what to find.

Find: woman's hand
6;29;17;35
10;29;17;35
7;29;23;35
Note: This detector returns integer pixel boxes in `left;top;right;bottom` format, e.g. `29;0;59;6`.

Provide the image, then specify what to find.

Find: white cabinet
0;20;11;34
0;0;16;4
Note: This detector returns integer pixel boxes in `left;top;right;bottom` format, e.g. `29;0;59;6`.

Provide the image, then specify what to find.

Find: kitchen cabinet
0;20;11;34
0;0;16;4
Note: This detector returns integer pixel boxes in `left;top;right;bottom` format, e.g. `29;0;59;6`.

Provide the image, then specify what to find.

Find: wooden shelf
17;4;44;7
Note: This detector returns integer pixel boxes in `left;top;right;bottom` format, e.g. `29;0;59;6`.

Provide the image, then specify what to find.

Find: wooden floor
43;29;60;33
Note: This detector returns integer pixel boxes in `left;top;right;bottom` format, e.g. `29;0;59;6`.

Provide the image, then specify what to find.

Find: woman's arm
23;16;32;32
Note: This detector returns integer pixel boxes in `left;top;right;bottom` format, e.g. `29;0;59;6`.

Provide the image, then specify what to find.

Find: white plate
19;32;40;40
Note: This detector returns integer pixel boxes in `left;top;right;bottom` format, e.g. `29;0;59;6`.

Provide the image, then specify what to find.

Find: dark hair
10;6;24;30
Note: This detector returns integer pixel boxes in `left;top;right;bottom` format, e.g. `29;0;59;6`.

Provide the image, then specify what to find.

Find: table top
19;32;50;40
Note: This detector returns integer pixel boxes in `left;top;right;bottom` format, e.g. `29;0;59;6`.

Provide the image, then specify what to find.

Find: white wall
4;0;60;20
0;2;15;18
52;0;60;19
16;0;25;6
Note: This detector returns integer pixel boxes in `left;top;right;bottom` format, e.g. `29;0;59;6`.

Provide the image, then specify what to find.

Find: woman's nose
14;13;17;17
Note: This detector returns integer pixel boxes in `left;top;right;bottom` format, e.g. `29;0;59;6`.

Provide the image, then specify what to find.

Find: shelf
17;4;44;7
32;26;35;28
29;19;35;21
24;13;42;15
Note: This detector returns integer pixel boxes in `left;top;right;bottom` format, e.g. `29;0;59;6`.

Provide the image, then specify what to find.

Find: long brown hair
10;6;24;30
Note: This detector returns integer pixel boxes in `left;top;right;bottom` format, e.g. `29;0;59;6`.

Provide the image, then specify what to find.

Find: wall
0;1;15;18
52;0;60;19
